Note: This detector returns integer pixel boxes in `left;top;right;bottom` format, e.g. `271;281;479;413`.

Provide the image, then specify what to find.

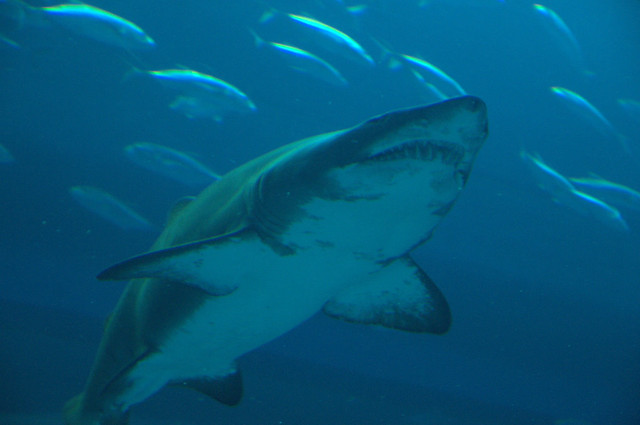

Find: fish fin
64;393;130;425
0;33;20;49
247;27;264;48
258;7;278;24
169;95;186;109
166;196;196;226
370;37;398;69
121;65;144;83
617;133;635;158
97;228;255;296
173;367;243;406
323;256;451;334
346;5;368;15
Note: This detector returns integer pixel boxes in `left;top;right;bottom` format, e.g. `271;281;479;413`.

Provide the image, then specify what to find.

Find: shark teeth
367;139;464;164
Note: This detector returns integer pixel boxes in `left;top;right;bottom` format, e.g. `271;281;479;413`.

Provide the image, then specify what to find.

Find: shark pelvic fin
323;256;451;334
172;367;243;406
97;229;255;296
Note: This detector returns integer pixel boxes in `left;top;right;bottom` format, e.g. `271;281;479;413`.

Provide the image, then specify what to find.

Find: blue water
1;1;639;424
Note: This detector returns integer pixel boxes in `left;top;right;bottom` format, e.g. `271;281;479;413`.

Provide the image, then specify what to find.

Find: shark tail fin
63;393;91;425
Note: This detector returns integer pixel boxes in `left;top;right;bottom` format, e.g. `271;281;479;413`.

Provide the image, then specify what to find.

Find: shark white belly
120;247;372;409
64;96;488;425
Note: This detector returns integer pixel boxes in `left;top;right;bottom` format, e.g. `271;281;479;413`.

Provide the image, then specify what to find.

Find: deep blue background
1;1;639;424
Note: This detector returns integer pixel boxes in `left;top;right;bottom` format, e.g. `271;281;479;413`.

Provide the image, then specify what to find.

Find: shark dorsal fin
172;367;243;406
323;256;451;334
166;196;196;226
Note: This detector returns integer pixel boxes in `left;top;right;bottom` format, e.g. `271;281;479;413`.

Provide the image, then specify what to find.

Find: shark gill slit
249;174;297;255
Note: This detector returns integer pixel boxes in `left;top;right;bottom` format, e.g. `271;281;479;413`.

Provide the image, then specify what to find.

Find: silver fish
520;150;575;203
132;68;256;120
570;174;640;212
261;9;374;67
124;142;221;186
550;86;629;153
375;39;465;99
37;3;155;50
251;30;348;87
69;186;155;231
533;4;592;77
567;189;629;232
399;54;466;98
521;151;628;231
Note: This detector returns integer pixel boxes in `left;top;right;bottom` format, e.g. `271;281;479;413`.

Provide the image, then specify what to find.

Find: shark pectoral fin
97;229;255;296
172;367;243;406
323;256;451;334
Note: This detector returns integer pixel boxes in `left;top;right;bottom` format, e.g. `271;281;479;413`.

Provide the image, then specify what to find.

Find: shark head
251;96;488;261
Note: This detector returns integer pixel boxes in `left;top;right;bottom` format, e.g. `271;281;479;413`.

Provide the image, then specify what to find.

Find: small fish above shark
69;186;155;232
9;1;155;51
64;96;488;425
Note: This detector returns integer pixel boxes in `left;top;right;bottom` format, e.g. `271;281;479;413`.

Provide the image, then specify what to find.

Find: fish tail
2;0;28;29
258;7;278;24
618;133;640;166
0;33;20;49
121;64;145;83
370;37;398;69
247;27;264;48
581;68;597;80
618;133;632;155
12;0;51;29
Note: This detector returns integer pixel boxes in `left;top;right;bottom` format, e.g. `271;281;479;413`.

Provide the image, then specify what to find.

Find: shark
64;95;488;425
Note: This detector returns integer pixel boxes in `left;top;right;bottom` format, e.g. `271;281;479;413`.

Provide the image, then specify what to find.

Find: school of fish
1;2;638;230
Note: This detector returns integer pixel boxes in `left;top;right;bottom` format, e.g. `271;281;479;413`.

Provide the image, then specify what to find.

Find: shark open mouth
366;139;464;164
